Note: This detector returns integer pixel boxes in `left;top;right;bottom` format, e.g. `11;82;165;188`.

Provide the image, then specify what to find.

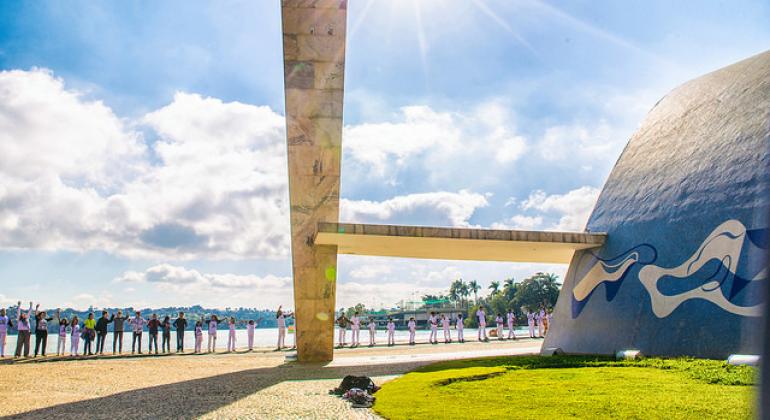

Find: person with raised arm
112;310;129;354
227;316;237;352
173;312;187;353
456;313;465;343
441;314;451;344
276;307;293;351
69;315;81;357
129;311;147;354
55;309;68;356
94;310;113;355
14;301;33;358
204;314;225;353
246;319;256;351
386;317;395;347
82;312;97;356
33;304;53;357
161;315;172;354
0;307;12;357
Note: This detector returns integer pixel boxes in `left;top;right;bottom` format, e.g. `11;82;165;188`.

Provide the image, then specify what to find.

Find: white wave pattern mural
572;253;638;302
639;219;763;318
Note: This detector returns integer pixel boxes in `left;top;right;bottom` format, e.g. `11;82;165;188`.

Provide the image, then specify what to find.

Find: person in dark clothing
34;304;53;357
95;311;113;355
160;316;172;353
173;312;188;353
147;314;161;354
111;310;129;354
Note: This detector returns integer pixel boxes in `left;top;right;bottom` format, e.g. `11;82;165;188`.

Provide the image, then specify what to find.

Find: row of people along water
0;302;552;358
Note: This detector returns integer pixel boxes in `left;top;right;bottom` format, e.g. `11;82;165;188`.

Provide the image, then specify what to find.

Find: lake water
1;326;534;355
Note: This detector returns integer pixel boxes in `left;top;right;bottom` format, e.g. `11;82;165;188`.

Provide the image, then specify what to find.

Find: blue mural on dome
571;220;768;320
544;50;770;359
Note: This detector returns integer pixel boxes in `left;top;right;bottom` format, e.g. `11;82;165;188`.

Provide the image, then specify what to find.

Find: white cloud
0;69;290;260
340;190;489;227
349;264;393;280
520;186;600;231
491;215;544;230
344;105;459;177
342;101;528;185
0;68;147;188
113;264;293;309
536;121;619;163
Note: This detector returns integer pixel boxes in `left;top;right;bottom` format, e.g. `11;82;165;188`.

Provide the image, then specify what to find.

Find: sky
1;0;769;311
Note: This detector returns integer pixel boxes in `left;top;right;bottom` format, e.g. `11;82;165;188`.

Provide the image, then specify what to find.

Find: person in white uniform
506;310;516;340
456;313;464;343
247;319;256;351
276;307;293;350
350;312;361;347
194;320;203;353
546;310;553;335
495;314;504;340
205;314;224;353
69;316;81;357
476;307;488;342
441;314;451;343
537;308;546;338
55;309;68;356
367;317;377;346
227;317;237;352
386;318;396;346
0;308;10;358
407;317;416;345
526;310;535;338
428;312;438;344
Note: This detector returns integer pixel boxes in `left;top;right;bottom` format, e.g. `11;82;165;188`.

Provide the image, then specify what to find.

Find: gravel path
0;339;541;419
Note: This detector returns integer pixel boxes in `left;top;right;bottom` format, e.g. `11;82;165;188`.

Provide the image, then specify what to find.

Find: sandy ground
0;339;541;419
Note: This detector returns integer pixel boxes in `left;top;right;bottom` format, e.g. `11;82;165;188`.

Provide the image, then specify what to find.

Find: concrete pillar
281;0;347;362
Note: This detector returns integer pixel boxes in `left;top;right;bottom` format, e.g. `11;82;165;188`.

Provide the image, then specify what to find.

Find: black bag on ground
330;375;380;395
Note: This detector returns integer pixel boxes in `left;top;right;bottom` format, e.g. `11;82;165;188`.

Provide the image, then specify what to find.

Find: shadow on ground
4;359;429;420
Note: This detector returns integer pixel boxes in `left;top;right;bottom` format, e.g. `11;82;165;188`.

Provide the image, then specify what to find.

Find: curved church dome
545;50;770;358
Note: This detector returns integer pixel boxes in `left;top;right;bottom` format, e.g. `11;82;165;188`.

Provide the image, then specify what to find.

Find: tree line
423;272;561;327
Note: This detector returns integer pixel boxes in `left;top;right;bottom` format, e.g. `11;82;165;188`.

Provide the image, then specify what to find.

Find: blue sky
1;0;769;310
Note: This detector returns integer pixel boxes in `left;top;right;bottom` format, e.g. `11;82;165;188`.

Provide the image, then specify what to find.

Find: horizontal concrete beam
315;222;606;264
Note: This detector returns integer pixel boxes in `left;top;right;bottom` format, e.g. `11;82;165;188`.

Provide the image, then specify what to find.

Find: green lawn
373;356;756;419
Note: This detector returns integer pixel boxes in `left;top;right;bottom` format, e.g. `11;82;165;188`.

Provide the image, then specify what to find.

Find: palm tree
448;279;461;304
468;280;481;304
488;281;500;295
459;280;469;308
503;278;516;300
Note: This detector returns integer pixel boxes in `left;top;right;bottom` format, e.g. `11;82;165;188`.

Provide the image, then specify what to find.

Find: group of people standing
1;302;293;359
525;307;553;338
333;305;554;348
